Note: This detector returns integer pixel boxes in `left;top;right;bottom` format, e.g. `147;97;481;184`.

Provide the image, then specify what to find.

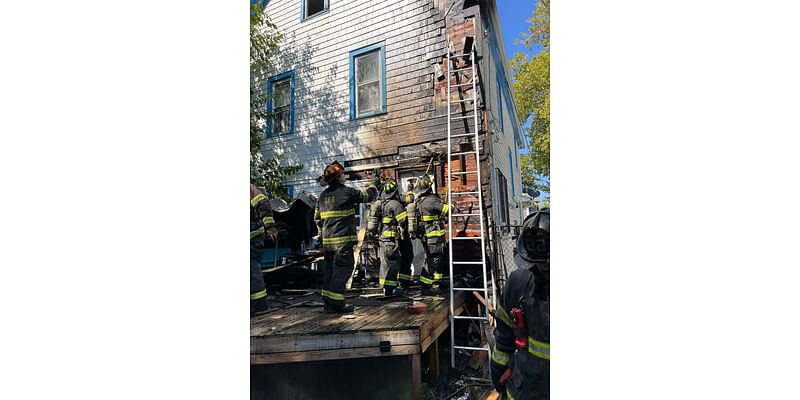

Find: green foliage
251;153;303;202
249;3;303;200
521;153;549;193
250;2;283;153
511;0;550;192
540;199;551;209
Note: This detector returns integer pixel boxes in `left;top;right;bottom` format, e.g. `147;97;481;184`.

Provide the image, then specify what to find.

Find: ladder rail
447;34;456;370
446;37;493;368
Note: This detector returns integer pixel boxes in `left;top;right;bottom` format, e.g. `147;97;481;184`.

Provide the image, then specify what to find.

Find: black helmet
515;209;550;271
381;178;399;199
413;175;434;197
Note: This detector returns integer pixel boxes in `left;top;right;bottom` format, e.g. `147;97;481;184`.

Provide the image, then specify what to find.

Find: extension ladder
445;36;493;368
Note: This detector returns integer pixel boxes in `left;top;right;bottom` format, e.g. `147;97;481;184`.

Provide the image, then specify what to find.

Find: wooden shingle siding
259;0;520;236
260;0;453;171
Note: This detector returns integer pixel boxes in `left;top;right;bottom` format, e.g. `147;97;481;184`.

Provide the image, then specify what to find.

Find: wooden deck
250;291;466;365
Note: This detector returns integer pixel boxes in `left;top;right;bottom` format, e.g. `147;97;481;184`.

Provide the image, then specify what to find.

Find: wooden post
411;353;422;400
428;336;440;383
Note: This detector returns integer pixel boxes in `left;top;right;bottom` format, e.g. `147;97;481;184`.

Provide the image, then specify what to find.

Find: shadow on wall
257;32;375;189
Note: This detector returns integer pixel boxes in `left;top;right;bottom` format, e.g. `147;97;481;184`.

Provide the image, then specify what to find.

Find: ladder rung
451;171;478;175
449;115;477;121
449;97;476;103
454;315;488;321
450;67;473;73
452;213;481;217
452;287;487;291
450;151;476;157
450;133;477;138
453;345;489;352
450;191;479;195
451;236;482;240
449;53;472;58
451;261;484;265
450;82;474;88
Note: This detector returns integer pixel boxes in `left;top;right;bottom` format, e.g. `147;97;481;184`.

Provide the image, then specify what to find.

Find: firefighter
490;209;550;400
377;179;409;296
413;175;449;295
250;183;278;315
314;161;381;313
397;181;417;290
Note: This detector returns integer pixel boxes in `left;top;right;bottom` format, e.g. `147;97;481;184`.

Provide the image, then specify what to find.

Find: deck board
251;292;467;364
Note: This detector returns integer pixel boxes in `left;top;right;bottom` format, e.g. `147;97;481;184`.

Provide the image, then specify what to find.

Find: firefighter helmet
381;178;399;199
413;175;434;197
515;208;550;271
319;160;345;185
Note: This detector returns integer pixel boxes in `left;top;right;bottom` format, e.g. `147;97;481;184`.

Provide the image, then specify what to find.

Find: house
256;0;526;276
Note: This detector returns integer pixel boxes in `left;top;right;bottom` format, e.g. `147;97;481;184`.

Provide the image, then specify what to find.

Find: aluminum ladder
445;37;492;368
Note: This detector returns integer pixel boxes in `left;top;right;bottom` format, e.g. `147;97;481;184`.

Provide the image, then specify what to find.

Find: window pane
357;82;380;114
273;80;290;108
356;52;379;83
274;107;290;134
306;0;325;18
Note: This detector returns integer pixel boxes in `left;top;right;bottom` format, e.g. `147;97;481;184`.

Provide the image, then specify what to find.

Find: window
496;169;509;224
398;170;435;198
267;71;295;137
496;70;504;132
302;0;328;20
508;149;516;196
349;43;387;120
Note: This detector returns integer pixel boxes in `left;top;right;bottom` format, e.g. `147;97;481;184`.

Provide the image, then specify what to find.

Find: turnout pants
250;239;267;309
321;243;354;309
398;236;414;288
379;239;401;293
420;238;445;289
504;351;550;400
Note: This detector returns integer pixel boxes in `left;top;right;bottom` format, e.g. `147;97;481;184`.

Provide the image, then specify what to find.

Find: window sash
273;106;290;134
355;51;382;116
272;79;290;108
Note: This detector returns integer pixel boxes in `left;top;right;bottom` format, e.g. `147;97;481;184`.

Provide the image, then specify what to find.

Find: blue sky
496;0;537;60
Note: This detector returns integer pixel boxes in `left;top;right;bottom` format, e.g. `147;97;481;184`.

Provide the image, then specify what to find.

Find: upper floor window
508;148;516;196
349;43;387;120
302;0;328;21
267;71;295;137
496;70;504;132
496;169;509;224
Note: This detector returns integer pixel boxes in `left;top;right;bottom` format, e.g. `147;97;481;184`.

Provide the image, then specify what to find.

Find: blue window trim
300;0;329;22
349;42;387;120
266;71;295;138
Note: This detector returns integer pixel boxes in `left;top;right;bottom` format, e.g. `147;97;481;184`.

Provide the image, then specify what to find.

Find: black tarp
269;192;318;251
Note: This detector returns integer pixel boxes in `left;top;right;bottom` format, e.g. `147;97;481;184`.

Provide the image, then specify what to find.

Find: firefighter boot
422;286;441;296
326;304;355;314
251;298;268;316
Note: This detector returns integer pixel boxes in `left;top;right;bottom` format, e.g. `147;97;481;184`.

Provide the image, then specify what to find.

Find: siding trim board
266;70;296;138
349;42;387;120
